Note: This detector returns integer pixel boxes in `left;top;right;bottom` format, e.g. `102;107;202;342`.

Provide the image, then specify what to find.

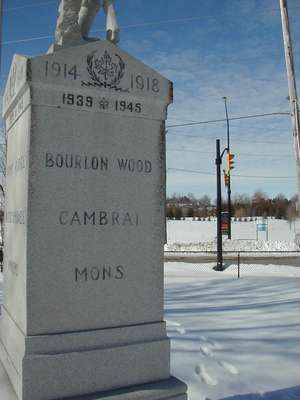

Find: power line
4;0;300;13
171;121;290;133
3;34;52;45
231;153;291;158
167;132;292;145
167;148;212;154
233;174;296;179
269;6;300;11
167;148;292;157
168;120;288;131
229;123;289;132
166;112;292;144
167;112;290;129
167;131;293;144
4;1;56;12
3;6;300;44
168;167;296;179
2;16;218;44
4;16;217;44
168;168;215;176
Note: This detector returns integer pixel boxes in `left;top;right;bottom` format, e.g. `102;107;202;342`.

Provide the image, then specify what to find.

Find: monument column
0;39;187;400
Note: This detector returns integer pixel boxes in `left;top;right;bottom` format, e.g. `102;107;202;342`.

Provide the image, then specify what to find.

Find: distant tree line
166;190;298;221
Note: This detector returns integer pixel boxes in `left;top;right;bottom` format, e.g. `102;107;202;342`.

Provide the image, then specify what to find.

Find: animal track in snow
194;364;218;386
218;360;239;375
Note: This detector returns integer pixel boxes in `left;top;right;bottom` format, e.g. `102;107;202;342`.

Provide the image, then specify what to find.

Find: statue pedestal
0;359;186;400
1;41;187;400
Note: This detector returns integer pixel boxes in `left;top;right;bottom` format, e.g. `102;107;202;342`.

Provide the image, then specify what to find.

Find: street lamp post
215;140;230;271
215;139;223;271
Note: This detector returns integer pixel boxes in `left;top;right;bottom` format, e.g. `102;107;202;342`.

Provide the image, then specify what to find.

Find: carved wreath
86;50;125;87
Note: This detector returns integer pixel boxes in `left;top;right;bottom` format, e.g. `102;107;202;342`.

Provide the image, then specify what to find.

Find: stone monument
0;3;188;400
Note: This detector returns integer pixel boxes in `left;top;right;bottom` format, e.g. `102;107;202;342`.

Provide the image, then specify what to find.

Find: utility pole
223;97;232;238
279;0;300;214
0;0;2;72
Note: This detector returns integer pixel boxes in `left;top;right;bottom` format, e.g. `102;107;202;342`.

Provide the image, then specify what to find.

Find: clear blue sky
2;0;300;200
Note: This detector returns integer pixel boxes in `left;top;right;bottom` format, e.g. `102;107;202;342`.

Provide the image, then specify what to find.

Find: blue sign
257;224;267;232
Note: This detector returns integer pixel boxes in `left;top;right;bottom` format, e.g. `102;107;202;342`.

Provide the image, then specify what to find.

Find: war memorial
0;1;188;399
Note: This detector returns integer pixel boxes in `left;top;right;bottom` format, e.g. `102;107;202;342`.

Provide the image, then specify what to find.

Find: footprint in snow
165;320;186;335
165;319;181;326
218;360;239;375
194;364;218;386
208;340;222;350
199;336;222;350
199;345;213;357
165;320;181;327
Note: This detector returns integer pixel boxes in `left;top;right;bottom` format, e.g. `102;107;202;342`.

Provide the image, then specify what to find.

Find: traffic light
224;171;230;187
226;152;235;173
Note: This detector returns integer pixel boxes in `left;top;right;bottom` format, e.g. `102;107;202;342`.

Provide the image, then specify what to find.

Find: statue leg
78;0;101;39
55;0;82;45
103;0;120;44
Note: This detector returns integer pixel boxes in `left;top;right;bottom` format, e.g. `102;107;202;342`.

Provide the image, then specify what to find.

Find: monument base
0;308;177;400
0;359;187;400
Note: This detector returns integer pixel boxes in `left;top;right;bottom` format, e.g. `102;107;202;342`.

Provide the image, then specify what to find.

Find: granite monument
0;3;187;399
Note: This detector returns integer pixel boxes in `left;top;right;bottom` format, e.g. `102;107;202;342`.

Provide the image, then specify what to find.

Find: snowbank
166;219;299;252
165;239;298;252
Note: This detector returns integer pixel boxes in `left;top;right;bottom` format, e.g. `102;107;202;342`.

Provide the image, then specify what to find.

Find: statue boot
104;0;120;44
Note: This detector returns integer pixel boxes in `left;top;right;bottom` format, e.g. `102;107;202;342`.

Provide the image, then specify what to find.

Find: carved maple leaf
94;50;118;81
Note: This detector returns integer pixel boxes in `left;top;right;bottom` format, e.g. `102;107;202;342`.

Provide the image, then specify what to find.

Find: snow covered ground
0;261;299;400
0;217;299;399
165;262;300;400
165;219;299;252
0;262;300;400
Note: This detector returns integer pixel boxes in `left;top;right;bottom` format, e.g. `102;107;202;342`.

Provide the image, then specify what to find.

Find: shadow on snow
217;385;300;400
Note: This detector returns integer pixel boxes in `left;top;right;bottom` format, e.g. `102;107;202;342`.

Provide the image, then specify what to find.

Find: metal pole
237;252;240;279
215;139;223;271
279;0;300;214
0;0;2;72
223;97;232;239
